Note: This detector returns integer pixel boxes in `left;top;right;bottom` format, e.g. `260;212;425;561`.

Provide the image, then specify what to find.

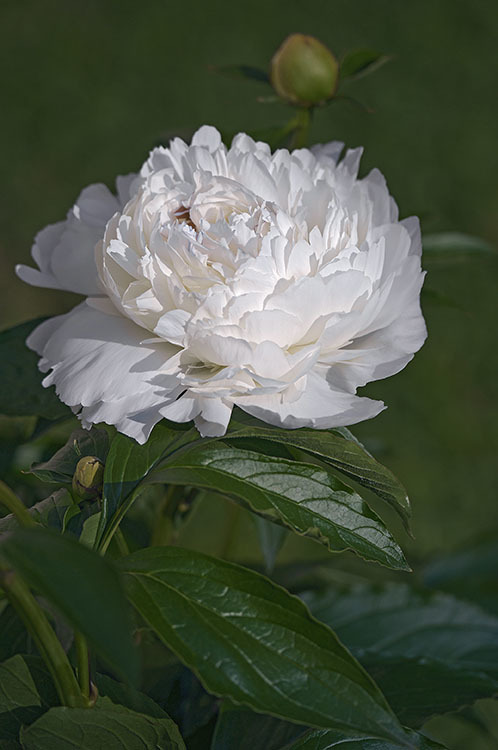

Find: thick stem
0;481;37;528
0;569;87;708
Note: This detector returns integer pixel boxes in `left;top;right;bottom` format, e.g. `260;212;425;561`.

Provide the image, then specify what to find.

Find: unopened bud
270;34;339;107
72;456;104;501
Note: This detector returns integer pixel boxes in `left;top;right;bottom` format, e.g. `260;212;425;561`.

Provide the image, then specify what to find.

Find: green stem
290;107;313;149
113;528;130;557
0;481;37;528
74;631;90;700
0;568;87;708
98;486;143;555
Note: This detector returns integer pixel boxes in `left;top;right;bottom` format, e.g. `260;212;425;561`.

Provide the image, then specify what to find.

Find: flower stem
0;480;37;528
74;630;90;700
0;568;87;708
290;107;313;149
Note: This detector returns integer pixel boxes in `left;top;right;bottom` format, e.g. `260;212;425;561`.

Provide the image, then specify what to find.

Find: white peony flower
17;126;426;443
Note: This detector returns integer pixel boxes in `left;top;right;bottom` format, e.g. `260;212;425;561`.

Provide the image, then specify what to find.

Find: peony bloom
17;126;426;443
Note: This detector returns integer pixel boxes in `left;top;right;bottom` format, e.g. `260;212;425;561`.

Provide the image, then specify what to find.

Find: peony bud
270;33;339;107
72;456;104;501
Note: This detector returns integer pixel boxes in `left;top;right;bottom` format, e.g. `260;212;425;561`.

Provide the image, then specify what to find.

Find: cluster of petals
17;126;426;442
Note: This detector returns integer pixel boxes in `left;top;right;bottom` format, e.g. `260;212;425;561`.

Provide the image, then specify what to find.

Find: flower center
173;205;196;231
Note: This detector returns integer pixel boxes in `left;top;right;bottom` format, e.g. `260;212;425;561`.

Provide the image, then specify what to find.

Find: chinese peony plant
2;32;493;750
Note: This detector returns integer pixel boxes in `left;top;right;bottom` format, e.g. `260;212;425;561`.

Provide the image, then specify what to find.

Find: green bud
270;33;339;107
72;456;104;501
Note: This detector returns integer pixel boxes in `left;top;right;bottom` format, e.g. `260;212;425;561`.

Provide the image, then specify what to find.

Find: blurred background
1;1;497;746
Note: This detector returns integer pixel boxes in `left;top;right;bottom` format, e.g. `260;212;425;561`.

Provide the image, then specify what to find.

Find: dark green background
1;1;497;556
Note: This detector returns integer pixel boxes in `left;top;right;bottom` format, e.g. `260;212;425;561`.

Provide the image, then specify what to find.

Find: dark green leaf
303;582;498;723
20;701;185;749
0;527;138;684
223;411;411;526
281;727;446;749
360;651;498;727
31;428;109;484
0;608;31;661
303;583;498;679
96;674;168;719
98;421;197;549
211;701;305;750
340;49;391;81
0;319;71;420
0;490;95;540
0;655;45;740
119;546;407;742
154;445;408;570
209;64;269;83
422;232;495;259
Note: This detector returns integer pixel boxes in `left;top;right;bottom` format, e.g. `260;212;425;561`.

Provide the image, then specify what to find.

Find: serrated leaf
118;546;407;742
153;445;408;570
340;49;391;81
0;527;137;684
20;702;185;750
97;421;197;549
422;232;495;259
211;701;305;750
31;427;109;484
281;727;446;749
303;582;498;724
223;411;411;527
0;319;71;421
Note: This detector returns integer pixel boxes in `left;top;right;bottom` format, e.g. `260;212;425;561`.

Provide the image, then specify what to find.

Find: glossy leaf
20;700;185;750
119;546;407;742
0;319;71;420
97;421;197;548
31;428;109;484
223;411;411;525
211;702;305;750
422;232;495;258
0;527;137;684
154;445;408;570
340;49;391;81
281;727;446;749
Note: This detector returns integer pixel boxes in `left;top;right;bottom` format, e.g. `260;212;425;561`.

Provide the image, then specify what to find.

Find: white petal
236;371;385;429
